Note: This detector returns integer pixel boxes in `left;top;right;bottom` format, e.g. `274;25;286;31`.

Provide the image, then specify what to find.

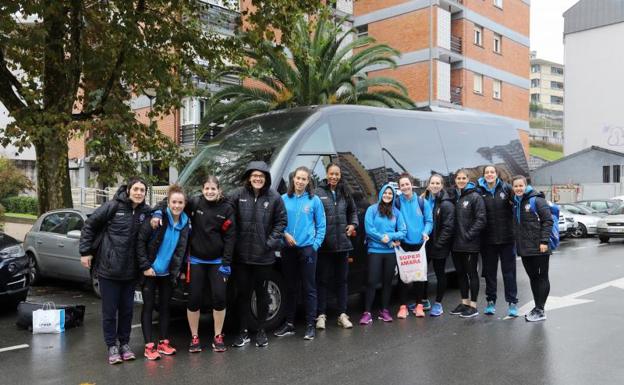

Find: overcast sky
530;0;579;64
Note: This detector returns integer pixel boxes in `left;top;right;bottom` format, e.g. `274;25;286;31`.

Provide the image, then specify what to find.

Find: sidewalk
3;221;34;242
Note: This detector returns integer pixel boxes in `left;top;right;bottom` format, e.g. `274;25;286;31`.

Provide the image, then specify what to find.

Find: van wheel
91;269;101;298
249;270;285;332
599;236;610;244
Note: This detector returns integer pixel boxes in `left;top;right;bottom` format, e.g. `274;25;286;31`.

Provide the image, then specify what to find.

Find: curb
2;216;36;225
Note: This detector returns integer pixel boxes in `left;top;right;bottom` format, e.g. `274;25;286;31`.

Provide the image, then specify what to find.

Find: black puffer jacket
425;190;455;259
477;178;514;245
228;161;287;266
452;183;487;253
136;211;189;282
513;188;553;257
79;185;151;280
315;181;358;253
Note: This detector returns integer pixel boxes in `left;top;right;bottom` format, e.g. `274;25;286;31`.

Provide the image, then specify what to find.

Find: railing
71;187;169;209
450;86;462;105
451;35;462;54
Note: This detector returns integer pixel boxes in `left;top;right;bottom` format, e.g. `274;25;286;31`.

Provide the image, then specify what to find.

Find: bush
530;140;563;152
1;196;38;215
0;203;5;231
0;157;33;200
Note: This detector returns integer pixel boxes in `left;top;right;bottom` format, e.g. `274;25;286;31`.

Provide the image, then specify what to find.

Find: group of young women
79;161;552;365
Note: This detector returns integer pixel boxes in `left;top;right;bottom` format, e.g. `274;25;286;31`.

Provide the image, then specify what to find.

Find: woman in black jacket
136;185;189;360
450;169;486;319
511;175;553;322
477;165;518;318
314;163;358;330
422;174;455;317
79;177;151;365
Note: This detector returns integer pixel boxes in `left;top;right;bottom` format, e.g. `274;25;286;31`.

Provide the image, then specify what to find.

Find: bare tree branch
0;46;27;113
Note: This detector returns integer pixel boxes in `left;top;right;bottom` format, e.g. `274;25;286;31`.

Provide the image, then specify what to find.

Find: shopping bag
395;242;427;283
17;302;85;330
32;302;65;334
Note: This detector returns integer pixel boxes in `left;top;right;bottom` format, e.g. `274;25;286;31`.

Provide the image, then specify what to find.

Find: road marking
0;344;29;353
567;246;589;250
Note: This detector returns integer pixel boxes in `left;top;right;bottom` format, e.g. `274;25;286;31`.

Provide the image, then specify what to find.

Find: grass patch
530;146;564;162
4;212;37;220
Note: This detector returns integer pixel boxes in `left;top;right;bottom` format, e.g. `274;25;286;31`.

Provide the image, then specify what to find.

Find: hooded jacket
228;161;287;265
282;191;326;251
79;185;151;280
425;190;455;259
396;192;433;245
315;181;358;252
477;177;514;245
452;182;487;253
512;186;553;256
364;184;407;254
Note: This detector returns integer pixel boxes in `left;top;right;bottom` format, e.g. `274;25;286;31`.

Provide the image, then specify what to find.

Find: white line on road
0;344;29;353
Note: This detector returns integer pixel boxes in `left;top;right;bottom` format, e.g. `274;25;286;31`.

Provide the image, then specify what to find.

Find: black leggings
452;252;479;302
235;264;273;331
521;255;550;310
365;252;396;312
141;276;173;344
422;258;448;303
187;264;227;312
398;243;425;304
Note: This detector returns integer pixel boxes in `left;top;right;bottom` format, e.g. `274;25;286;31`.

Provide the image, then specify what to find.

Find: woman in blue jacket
360;184;407;325
274;166;326;341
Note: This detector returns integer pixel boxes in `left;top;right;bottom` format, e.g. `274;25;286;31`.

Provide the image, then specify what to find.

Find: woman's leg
334;251;350;315
381;253;397;310
187;264;206;337
365;253;383;312
207;264;228;336
481;244;499;304
141;277;157;344
433;258;447;302
157;277;173;341
500;243;518;304
316;252;331;316
299;246;318;325
282;248;299;324
452;252;469;303
521;256;541;307
466;252;480;305
99;277;121;348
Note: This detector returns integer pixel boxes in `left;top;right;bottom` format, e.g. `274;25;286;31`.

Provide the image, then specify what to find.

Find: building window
531;79;540;88
493;79;502;100
474;25;483;46
493;0;503;8
473;73;483;94
614;165;621;183
603;166;611;183
356;24;368;39
531;64;541;73
531;93;540;102
493;33;502;53
550;95;564;105
551;81;564;90
551;66;564;75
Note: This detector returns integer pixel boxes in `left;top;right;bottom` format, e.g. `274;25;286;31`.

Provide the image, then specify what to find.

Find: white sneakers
316;314;327;330
337;313;353;329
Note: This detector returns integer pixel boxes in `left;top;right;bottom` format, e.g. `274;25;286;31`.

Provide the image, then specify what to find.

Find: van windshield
177;111;311;194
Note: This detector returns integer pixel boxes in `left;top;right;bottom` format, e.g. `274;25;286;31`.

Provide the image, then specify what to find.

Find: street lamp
143;88;156;204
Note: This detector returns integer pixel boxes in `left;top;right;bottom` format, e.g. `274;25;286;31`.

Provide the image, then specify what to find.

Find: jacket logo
500;192;506;199
139;213;146;222
263;201;269;209
196;209;203;215
525;204;531;212
462;201;469;208
239;199;247;202
303;205;311;213
320;196;328;200
116;212;125;216
216;214;225;219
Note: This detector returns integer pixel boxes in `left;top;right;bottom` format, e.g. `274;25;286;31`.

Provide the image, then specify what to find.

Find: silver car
597;204;624;243
23;208;100;296
559;203;604;237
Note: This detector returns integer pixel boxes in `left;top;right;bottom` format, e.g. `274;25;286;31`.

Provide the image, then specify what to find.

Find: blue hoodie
152;208;189;275
477;177;501;196
513;185;534;223
397;193;433;245
365;184;407;253
282;192;326;251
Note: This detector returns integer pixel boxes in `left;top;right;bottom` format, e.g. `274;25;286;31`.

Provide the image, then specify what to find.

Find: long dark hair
378;186;394;218
325;162;351;199
287;166;314;199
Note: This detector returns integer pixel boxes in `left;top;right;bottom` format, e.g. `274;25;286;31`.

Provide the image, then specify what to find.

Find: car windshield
608;203;624;215
177;110;311;194
571;204;598;214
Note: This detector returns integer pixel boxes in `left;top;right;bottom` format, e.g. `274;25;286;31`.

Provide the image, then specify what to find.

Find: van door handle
36;241;43;245
57;243;64;247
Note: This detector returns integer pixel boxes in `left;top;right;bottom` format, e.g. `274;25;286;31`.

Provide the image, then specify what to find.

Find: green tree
0;1;321;214
0;157;33;200
201;11;414;130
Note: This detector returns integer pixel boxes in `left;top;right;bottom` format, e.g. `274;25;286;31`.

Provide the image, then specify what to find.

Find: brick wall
368;8;431;53
368;62;431;103
463;0;530;36
460;69;529;121
354;0;411;15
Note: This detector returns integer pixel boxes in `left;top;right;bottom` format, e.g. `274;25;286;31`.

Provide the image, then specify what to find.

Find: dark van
176;105;529;329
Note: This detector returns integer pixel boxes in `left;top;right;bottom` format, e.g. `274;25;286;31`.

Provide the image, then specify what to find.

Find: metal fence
71;186;169;208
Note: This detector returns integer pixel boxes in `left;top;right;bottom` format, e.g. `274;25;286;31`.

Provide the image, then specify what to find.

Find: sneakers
303;324;315;340
108;345;123;365
397;305;409;319
232;330;250;347
316;314;327;330
359;312;373;325
484;301;496;315
337;313;353;329
157;340;176;355
119;344;136;361
256;329;269;347
450;303;469;315
274;322;296;337
459;306;479;318
212;334;226;353
525;308;547;322
508;303;519;318
430;302;443;317
414;304;425;318
189;335;202;353
422;299;431;311
378;309;393;322
144;343;161;361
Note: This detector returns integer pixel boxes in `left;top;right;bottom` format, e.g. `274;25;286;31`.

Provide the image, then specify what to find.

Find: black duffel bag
16;302;86;330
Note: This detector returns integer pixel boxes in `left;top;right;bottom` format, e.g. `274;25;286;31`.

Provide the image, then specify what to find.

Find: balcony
450;86;462;105
199;1;239;35
451;35;462;54
439;0;464;14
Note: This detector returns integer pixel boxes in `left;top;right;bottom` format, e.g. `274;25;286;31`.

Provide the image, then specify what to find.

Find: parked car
23;208;100;296
0;232;30;309
575;199;621;214
597;204;624;243
559;203;603;237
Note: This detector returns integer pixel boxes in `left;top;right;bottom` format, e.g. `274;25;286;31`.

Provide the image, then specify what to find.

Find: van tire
247;269;286;332
599;236;610;244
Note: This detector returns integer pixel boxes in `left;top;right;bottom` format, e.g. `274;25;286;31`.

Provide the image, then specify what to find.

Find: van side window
282;155;332;193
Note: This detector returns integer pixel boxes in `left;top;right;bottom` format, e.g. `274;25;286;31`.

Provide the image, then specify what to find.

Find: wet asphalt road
1;237;624;385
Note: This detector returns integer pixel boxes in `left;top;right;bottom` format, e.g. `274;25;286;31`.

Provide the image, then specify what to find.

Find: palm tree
201;12;414;132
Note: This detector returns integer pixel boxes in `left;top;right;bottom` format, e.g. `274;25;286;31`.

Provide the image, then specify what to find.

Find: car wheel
249;269;285;332
91;269;101;298
572;223;587;238
27;252;41;286
599;236;610;244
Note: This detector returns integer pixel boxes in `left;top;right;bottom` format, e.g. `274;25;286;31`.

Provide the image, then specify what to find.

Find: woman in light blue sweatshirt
360;184;407;325
274;166;326;341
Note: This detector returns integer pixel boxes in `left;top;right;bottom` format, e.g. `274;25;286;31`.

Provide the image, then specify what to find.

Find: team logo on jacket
196;210;204;215
303;205;311;213
500;192;506;199
263;201;269;209
139;213;146;222
462;201;469;208
525;204;531;212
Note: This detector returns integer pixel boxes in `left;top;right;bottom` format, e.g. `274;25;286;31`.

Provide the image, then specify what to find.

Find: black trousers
422;258;448;303
187;264;227;312
141;276;173;344
99;277;135;348
398;243;425;304
482;243;518;304
521;255;550;310
365;252;396;312
235;263;273;331
316;251;349;315
283;246;318;325
452;251;480;302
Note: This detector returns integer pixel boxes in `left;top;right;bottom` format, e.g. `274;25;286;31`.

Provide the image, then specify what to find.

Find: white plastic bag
395;242;427;283
32;302;65;334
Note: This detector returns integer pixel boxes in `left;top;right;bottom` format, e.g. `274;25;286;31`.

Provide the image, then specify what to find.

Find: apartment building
529;52;564;144
353;0;530;131
563;0;624;156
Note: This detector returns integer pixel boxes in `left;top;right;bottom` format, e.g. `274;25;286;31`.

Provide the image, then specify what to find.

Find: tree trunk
34;131;73;214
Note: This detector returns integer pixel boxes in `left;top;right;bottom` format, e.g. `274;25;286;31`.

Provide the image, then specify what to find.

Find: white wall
564;22;624;155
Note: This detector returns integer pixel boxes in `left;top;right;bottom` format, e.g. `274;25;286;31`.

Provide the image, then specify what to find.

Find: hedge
1;196;39;215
